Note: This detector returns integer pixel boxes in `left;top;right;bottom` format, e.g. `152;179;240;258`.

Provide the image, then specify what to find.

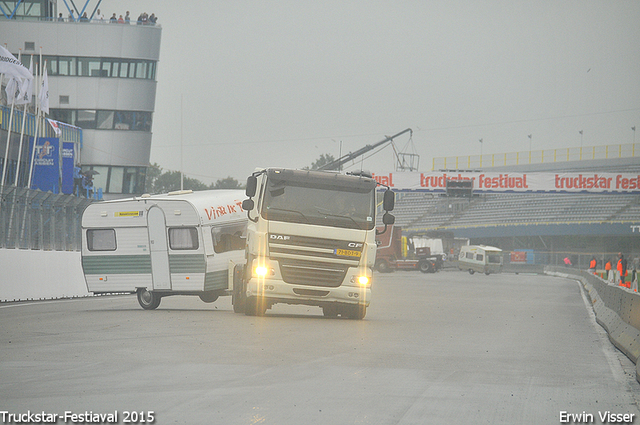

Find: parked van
458;245;503;275
81;189;247;309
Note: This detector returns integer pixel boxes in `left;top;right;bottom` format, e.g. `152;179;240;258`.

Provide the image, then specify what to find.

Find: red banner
371;171;640;194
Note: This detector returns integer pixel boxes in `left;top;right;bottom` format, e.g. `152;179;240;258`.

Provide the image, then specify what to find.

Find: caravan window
476;254;484;261
212;223;246;254
488;254;502;264
87;229;116;251
169;227;199;250
465;252;474;260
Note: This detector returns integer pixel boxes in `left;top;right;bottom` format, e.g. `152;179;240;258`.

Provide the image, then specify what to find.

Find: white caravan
458;245;503;275
81;189;247;309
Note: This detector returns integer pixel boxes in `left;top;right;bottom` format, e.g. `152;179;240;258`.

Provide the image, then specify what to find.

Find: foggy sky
73;1;640;184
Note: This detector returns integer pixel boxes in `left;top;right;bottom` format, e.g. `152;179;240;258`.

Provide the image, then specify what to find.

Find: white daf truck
234;168;395;319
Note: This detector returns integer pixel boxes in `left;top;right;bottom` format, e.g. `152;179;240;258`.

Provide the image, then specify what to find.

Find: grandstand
388;155;640;256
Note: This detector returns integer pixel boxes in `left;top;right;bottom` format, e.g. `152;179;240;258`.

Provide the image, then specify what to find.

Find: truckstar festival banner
371;171;640;194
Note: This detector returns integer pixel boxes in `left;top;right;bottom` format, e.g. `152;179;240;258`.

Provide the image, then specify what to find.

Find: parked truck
234;167;395;319
375;225;444;273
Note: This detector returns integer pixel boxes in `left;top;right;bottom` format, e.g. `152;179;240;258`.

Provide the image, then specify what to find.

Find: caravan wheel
137;288;161;310
199;292;219;303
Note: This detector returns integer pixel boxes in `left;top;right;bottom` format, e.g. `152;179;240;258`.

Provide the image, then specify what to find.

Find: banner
61;142;75;194
0;45;33;80
29;137;59;192
371;171;640;194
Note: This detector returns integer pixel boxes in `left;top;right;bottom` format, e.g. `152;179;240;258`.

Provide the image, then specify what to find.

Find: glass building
1;0;161;199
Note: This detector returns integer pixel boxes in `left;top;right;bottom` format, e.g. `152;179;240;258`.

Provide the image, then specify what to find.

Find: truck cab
235;168;394;319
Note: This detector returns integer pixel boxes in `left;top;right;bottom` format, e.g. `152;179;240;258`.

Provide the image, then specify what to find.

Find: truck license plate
335;249;361;257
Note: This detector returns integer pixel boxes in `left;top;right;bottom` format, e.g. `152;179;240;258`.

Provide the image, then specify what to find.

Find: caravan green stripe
205;270;228;291
169;254;206;273
82;255;151;274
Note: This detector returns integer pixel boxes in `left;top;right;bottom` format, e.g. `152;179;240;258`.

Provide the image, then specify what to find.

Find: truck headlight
350;275;370;286
254;265;275;277
255;266;269;277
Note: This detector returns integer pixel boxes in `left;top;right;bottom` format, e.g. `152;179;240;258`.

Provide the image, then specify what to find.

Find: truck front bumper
245;278;371;307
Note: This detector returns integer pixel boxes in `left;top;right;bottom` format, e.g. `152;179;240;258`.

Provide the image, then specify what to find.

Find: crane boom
317;128;413;171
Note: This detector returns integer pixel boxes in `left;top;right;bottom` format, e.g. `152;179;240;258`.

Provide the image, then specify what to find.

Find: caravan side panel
83;226;153;293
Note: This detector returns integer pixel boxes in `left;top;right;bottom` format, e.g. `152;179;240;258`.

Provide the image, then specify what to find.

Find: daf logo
348;242;363;248
270;234;291;240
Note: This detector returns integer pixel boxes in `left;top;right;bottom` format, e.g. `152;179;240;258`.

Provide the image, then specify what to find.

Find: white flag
47;118;62;136
15;60;34;105
5;76;21;104
0;45;33;80
38;66;49;114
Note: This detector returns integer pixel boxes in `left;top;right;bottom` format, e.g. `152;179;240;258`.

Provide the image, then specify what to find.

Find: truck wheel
137;288;161;310
245;296;267;316
376;260;392;273
418;259;434;274
232;266;246;313
468;269;475;275
343;304;366;320
199;292;219;303
322;305;339;317
485;271;491;276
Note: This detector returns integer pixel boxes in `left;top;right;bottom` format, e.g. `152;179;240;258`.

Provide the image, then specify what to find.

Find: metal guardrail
433;143;639;170
0;185;92;251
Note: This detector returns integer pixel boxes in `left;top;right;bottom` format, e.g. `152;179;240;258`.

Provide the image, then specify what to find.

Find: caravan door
148;206;172;290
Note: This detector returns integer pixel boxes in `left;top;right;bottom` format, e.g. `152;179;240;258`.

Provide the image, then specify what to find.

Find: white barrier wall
0;249;89;302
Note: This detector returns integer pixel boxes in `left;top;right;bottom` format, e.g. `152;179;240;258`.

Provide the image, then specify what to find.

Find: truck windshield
261;181;375;230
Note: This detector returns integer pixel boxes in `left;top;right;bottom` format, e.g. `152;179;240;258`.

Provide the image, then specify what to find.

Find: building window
38;55;156;80
96;111;114;129
50;109;152;132
108;167;124;194
82;165;146;195
76;110;97;129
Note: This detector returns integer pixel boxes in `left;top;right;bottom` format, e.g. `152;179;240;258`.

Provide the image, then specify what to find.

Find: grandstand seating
389;192;640;231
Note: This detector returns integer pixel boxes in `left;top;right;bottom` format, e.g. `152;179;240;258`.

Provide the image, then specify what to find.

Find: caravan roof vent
168;190;193;196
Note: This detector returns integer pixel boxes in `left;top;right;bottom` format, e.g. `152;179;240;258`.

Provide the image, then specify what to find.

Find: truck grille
279;259;348;287
268;234;362;287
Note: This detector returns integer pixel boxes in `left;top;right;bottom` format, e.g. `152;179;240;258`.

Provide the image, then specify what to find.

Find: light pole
579;130;583;160
528;134;532;163
633;126;636;144
479;138;483;167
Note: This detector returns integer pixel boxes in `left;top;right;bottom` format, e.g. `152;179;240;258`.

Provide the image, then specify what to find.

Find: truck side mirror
383;189;394;211
246;175;257;197
382;212;395;225
242;199;254;211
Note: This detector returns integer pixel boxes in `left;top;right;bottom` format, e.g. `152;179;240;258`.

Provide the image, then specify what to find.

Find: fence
0;185;92;251
433;142;639;170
